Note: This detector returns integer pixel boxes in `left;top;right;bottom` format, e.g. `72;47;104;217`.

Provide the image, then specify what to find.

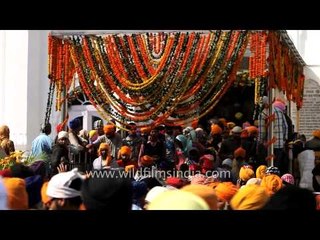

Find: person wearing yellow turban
3;177;28;210
182;184;218;210
215;182;238;203
256;165;267;179
230;185;269;210
239;166;255;182
261;174;283;196
147;190;209;210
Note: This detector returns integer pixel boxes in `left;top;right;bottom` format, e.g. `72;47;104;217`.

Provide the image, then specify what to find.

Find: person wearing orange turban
41;181;50;209
313;130;320;139
3;177;28;210
246;126;258;137
256;165;267;179
234;147;246;159
210;124;222;135
230;185;269;210
140;155;154;167
215;182;238;203
182;184;218;210
117;146;137;170
103;124;115;136
261;174;283;195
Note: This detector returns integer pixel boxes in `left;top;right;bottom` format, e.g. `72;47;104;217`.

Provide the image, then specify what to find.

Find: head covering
98;143;111;156
239;166;255;182
313;130;320;139
265;166;281;176
182;184;218;210
119;146;132;156
46;168;83;199
261;174;283;195
190;174;207;185
0;125;10;140
145;186;170;203
234;147;246;158
25;175;43;208
55;123;64;134
147;190;209;210
246;178;261;186
230;185;269;210
222;158;233;168
263;184;316;210
103;124;114;135
210;124;222;135
93;120;103;129
262;96;269;105
69;118;81;130
235;112;243;120
81;170;133;210
281;173;295;185
29;161;46;180
273;100;286;112
246;126;258;136
89;130;98;138
58;131;69;140
140;126;151;134
200;155;214;172
231;126;242;134
215;182;238;203
227;122;236;129
242;121;251;129
3;177;28;209
140;155;154;167
41;181;50;204
166;177;187;189
0;178;8;210
256;165;267;179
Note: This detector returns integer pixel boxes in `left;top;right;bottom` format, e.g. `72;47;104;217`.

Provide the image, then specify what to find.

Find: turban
145;186;170;203
261;174;283;196
234;147;246;158
227;122;236;129
81;170;132;211
230;185;269;210
0;169;12;178
190;174;207;185
222;158;233;168
239;166;255;182
58;131;69;140
147;190;209;210
103;124;115;135
69;118;81;130
242;121;251;129
140;127;151;134
215;182;238;203
231;126;242;134
119;146;132;156
89;130;98;138
281;173;295;185
55;123;64;134
218;118;227;127
3;177;28;210
246;178;262;186
47;168;83;199
41;181;50;204
313;130;320;139
210;124;222;135
182;184;218;210
166;177;186;189
140;155;154;167
98;143;111;156
265;166;281;176
273;100;286;112
256;165;267;179
93;120;103;129
246;126;258;136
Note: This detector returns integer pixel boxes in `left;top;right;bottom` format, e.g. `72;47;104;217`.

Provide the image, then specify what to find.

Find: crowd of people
0;97;320;210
